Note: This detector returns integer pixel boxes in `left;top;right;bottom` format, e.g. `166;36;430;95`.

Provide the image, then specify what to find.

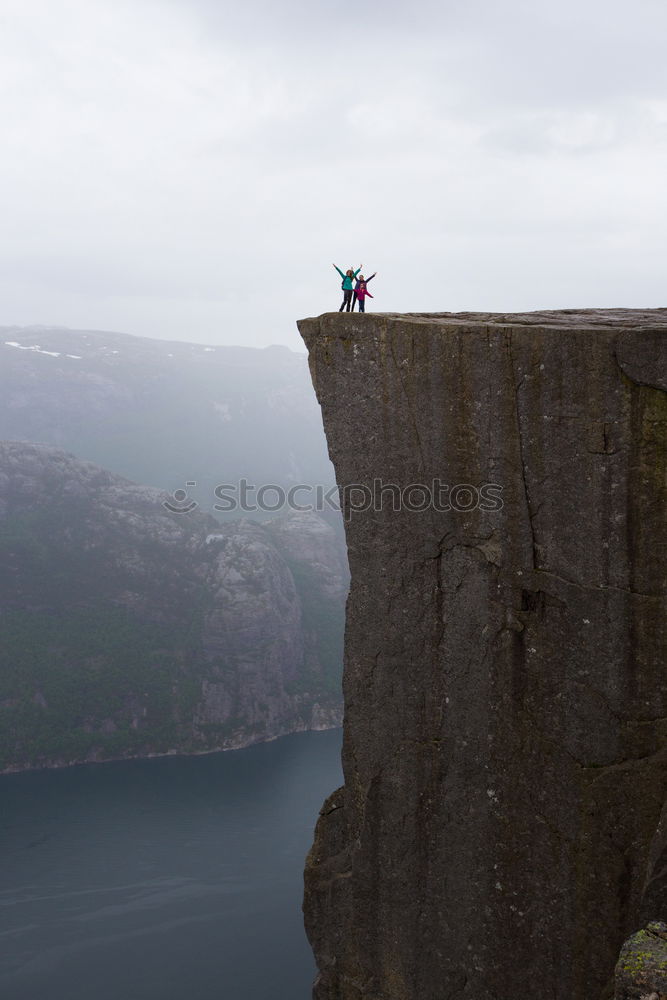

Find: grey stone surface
299;310;667;1000
615;921;667;999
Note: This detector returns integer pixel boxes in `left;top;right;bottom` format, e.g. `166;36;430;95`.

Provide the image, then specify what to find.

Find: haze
1;0;666;349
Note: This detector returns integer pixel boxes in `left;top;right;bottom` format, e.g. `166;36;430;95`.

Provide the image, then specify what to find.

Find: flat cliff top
300;307;667;331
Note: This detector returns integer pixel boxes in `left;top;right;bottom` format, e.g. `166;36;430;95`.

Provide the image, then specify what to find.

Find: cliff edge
298;310;667;1000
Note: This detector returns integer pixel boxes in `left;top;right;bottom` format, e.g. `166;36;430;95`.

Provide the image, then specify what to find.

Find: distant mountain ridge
0;325;346;771
0;325;335;508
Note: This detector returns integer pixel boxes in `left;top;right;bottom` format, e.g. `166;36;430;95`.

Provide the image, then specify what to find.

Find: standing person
353;272;377;313
333;263;362;312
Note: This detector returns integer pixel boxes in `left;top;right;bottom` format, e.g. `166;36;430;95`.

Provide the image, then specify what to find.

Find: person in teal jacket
333;263;362;312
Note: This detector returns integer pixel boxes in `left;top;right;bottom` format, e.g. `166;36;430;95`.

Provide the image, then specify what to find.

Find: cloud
0;0;665;347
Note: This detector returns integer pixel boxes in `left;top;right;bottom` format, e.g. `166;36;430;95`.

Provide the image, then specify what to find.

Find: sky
1;0;666;349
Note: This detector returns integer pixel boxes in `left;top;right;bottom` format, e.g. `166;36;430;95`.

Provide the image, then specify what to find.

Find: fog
1;0;665;348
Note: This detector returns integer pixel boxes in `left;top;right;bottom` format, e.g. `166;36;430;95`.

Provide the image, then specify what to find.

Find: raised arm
353;265;363;277
366;272;377;283
333;264;345;278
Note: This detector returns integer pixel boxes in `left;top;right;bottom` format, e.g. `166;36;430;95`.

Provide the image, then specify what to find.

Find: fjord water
0;729;342;1000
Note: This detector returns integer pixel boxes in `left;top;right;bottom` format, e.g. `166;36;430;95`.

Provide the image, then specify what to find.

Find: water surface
0;729;342;1000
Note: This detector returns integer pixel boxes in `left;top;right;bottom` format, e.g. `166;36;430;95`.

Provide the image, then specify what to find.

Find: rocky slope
299;310;667;1000
0;442;345;772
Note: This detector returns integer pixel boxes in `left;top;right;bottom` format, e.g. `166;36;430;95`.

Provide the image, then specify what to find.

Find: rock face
0;442;345;771
615;921;667;999
299;311;667;1000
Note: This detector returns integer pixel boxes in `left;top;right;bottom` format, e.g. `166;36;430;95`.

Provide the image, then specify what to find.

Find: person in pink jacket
352;272;377;313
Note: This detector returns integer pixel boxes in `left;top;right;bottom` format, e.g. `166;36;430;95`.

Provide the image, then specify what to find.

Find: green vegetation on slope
0;607;203;769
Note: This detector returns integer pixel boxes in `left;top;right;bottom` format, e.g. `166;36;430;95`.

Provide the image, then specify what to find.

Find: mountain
0;325;335;512
0;441;345;772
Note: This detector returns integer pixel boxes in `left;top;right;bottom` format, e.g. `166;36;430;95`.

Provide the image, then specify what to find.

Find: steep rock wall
299;310;667;1000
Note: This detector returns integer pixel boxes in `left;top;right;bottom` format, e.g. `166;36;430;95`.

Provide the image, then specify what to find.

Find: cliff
0;442;344;771
299;310;667;1000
